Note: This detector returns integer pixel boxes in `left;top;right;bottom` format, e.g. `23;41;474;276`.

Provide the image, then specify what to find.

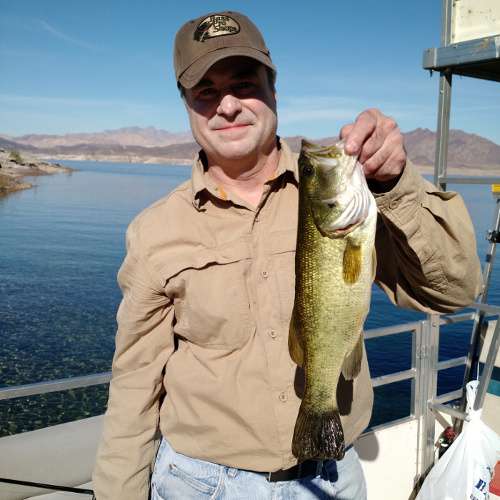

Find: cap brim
178;46;276;89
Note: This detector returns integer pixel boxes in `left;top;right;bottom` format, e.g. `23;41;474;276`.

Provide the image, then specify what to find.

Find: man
93;11;482;499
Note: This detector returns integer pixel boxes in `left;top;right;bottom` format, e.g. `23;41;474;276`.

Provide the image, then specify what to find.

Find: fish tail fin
292;404;345;460
288;308;304;367
341;335;363;380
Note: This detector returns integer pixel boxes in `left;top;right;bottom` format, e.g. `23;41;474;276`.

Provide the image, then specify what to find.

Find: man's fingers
343;110;377;155
363;144;392;178
358;118;398;164
358;131;384;165
363;130;406;180
370;149;406;182
339;124;354;141
339;109;406;182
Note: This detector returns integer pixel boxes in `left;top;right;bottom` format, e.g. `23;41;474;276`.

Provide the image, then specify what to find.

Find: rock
0;148;75;196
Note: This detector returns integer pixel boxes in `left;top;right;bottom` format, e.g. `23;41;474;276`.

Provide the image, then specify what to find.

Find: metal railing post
434;0;453;190
418;314;440;478
411;324;422;419
413;321;425;489
434;71;452;190
474;318;500;411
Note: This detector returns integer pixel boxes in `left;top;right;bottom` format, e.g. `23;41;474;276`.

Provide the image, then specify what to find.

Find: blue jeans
151;438;367;499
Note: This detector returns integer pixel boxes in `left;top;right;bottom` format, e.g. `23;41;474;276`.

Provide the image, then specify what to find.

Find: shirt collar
190;137;299;208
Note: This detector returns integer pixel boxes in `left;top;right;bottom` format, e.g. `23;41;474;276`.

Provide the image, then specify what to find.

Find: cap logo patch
194;15;240;42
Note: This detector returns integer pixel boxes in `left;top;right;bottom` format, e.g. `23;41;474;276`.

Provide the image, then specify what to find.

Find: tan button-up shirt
93;139;482;499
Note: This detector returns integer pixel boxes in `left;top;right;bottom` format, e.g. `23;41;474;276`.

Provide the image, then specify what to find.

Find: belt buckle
315;460;324;478
265;460;324;482
300;459;323;479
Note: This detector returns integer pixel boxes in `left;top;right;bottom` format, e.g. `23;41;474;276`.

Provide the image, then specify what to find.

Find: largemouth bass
289;139;377;461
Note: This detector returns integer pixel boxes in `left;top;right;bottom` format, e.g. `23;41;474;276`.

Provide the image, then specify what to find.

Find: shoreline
2;148;498;197
0;148;75;196
413;164;500;177
36;153;500;177
37;153;192;166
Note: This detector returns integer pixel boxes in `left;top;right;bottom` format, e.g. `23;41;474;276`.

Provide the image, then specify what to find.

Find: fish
289;139;377;461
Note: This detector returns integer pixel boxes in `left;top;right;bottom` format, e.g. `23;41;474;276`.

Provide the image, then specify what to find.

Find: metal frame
422;0;500;443
423;36;500;81
454;196;500;432
433;0;453;190
423;0;500;190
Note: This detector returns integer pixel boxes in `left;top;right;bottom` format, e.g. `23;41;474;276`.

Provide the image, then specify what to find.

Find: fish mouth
325;220;363;238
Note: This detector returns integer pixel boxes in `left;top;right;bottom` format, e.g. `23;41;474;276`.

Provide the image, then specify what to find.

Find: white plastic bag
416;381;500;500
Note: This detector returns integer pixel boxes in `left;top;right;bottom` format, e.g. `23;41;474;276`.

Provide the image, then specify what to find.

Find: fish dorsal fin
343;239;361;284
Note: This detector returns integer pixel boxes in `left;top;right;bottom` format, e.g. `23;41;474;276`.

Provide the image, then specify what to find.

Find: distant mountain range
1;126;193;148
1;126;499;170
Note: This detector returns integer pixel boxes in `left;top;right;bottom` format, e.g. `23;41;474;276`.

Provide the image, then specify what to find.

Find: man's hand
340;108;406;185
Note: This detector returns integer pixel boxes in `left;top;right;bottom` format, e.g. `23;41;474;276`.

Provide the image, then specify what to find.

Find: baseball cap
174;11;276;89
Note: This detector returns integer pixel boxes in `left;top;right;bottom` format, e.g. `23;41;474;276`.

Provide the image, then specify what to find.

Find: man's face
183;56;277;167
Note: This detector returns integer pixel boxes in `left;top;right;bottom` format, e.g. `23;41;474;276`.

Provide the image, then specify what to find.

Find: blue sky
1;0;499;143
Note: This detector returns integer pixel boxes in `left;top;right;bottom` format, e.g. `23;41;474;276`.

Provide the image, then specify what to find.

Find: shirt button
261;270;269;278
389;199;399;209
268;329;278;339
279;391;288;402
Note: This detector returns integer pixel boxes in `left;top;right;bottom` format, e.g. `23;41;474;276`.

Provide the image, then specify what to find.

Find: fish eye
302;165;314;177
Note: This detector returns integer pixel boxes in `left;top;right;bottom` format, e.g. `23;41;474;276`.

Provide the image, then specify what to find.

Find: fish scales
289;139;377;461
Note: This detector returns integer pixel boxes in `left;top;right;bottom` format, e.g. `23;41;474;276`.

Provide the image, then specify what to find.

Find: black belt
255;460;324;482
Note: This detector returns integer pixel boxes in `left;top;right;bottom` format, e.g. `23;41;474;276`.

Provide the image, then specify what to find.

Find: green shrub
9;150;23;163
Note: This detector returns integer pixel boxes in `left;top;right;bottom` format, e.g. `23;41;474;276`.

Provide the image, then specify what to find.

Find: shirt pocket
269;229;297;327
163;242;254;349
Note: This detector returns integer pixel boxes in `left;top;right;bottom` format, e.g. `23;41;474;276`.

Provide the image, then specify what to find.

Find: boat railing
0;372;111;401
1;302;498;496
365;303;499;479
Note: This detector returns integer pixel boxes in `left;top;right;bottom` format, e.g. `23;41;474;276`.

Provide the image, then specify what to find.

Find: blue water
0;161;498;434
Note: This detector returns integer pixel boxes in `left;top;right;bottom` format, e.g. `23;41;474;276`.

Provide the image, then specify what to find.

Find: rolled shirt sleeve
93;218;174;500
373;161;483;313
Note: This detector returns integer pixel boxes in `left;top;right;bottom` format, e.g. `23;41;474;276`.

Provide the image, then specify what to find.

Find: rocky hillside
403;128;500;167
0;148;73;195
1;127;193;148
1;127;499;170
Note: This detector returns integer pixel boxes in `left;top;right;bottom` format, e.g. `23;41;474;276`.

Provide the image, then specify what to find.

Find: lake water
0;160;498;435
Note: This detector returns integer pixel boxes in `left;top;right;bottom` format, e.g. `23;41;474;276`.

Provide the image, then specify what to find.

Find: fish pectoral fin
343;239;361;284
288;309;304;367
341;335;363;380
371;248;377;281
